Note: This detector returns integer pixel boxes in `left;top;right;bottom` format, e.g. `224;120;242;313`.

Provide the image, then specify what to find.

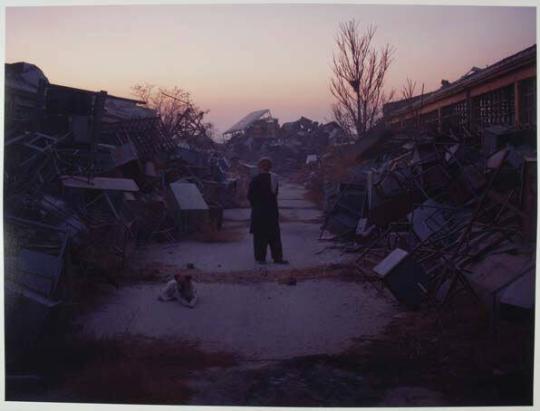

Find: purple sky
5;4;537;135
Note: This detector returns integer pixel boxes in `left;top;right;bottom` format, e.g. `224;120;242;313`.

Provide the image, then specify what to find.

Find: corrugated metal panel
61;176;140;192
170;182;209;211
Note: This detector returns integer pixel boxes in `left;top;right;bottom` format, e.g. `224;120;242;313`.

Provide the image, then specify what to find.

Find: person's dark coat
248;172;279;236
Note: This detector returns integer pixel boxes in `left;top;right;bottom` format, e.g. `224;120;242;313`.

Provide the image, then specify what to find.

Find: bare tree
131;84;214;146
400;78;425;127
330;20;394;139
401;78;417;101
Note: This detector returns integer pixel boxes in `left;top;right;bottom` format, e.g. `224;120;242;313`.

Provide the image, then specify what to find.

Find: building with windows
384;45;536;132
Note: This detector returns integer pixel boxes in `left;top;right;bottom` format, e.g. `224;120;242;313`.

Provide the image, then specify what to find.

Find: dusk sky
5;4;537;135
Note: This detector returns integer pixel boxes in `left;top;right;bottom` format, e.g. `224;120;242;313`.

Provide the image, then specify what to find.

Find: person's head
258;157;272;173
174;273;183;283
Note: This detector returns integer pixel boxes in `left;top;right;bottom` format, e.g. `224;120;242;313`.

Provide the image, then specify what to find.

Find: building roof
47;83;146;104
385;44;536;119
383;93;434;117
224;109;272;135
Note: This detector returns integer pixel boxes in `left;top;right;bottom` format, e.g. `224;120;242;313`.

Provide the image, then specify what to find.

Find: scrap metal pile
4;62;235;356
225;110;351;174
316;124;536;323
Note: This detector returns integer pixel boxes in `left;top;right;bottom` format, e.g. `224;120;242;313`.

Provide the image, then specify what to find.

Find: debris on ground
4;42;537;407
309;123;536;328
4;61;237;363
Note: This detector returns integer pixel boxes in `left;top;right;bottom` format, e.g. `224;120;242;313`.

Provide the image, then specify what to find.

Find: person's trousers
253;231;283;262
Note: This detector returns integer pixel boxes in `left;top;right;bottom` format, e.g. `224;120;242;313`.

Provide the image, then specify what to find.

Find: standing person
248;157;289;265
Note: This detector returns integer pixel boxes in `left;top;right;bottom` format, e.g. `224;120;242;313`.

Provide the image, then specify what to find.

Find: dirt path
71;182;419;405
15;184;527;407
80;279;397;359
128;182;344;273
79;182;398;357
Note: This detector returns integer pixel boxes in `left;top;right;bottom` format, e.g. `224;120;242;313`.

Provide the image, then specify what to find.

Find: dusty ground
6;182;534;406
77;182;399;360
79;279;399;359
128;183;343;274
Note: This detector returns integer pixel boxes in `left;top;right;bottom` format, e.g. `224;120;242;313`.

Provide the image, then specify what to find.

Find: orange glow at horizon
5;4;536;134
